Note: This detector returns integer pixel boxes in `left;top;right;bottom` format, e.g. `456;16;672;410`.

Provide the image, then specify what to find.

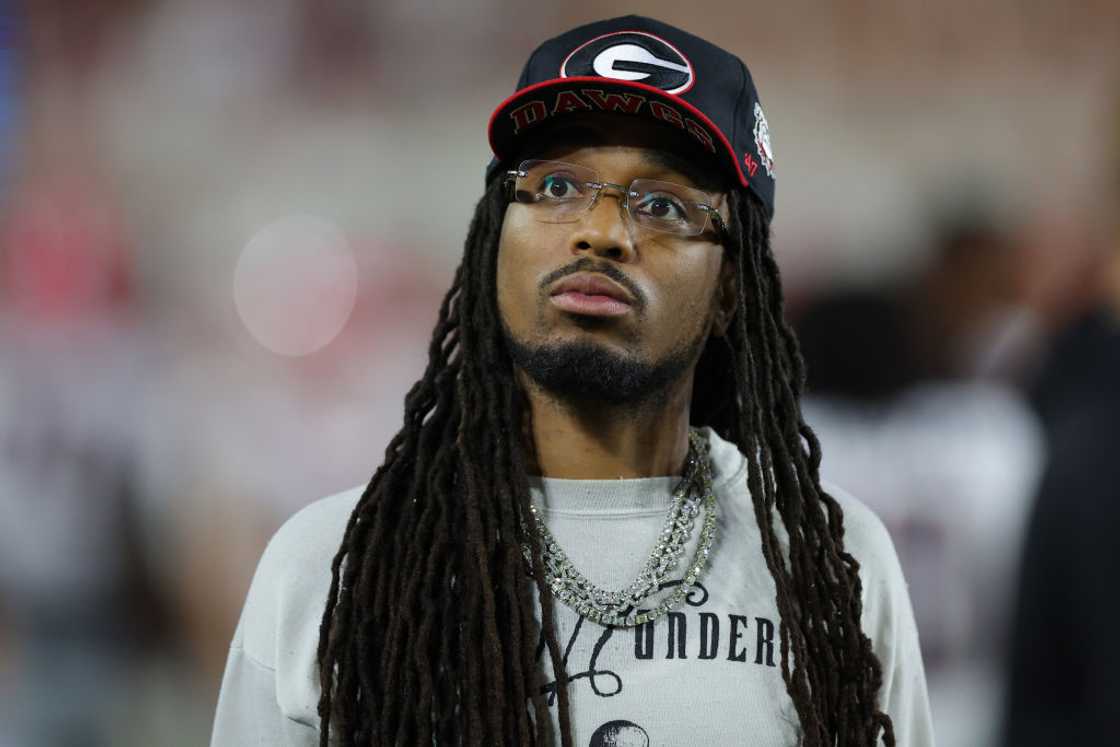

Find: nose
567;186;636;262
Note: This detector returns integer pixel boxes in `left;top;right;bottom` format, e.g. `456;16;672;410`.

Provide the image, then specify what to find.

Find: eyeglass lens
511;160;714;237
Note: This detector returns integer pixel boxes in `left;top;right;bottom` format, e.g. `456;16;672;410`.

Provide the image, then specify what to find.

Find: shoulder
820;480;906;604
824;482;934;742
235;484;365;670
218;484;364;733
705;428;904;599
703;427;898;573
700;426;748;490
820;481;919;662
820;480;895;565
265;485;365;570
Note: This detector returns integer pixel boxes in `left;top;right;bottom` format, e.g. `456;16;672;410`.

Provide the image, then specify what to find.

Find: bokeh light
233;214;356;357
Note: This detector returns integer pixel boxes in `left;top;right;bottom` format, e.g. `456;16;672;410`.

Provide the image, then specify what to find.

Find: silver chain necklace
522;428;718;628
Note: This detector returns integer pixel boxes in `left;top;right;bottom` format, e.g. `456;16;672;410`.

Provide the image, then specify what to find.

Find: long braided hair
315;174;896;746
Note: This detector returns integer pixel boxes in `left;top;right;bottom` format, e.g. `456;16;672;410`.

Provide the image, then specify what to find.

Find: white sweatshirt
211;426;935;746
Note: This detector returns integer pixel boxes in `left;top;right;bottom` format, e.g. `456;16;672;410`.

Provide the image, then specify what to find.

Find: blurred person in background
131;250;446;687
906;211;1044;383
0;5;176;745
0;155;169;746
1000;85;1120;747
211;15;932;747
796;212;1047;745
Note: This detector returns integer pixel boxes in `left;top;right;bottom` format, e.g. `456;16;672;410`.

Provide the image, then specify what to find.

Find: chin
505;334;693;408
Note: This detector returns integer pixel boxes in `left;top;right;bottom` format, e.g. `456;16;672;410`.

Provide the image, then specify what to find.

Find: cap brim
487;76;749;190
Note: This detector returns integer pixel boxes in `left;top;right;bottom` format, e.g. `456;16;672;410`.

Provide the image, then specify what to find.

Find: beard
502;319;709;410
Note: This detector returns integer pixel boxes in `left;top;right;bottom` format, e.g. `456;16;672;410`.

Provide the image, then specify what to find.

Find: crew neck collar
527;473;682;514
526;426;743;515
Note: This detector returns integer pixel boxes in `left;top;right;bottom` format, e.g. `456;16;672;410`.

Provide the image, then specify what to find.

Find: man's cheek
502;205;536;236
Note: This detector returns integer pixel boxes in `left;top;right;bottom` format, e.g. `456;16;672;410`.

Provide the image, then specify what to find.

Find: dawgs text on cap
485;15;776;215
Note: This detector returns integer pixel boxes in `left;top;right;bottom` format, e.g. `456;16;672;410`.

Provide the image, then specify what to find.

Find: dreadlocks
315;175;896;746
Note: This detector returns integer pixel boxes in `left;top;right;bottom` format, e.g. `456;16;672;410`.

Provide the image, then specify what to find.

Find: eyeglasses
504;159;727;239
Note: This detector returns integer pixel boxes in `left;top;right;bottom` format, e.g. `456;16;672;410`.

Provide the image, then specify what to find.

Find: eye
535;173;584;201
633;191;689;224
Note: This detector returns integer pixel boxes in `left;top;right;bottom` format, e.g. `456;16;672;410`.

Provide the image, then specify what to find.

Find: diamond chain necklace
522;427;718;628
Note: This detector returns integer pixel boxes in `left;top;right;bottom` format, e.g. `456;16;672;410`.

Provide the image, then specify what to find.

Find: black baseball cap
485;15;776;215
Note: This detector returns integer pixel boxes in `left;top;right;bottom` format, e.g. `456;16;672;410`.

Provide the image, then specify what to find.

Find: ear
711;257;739;337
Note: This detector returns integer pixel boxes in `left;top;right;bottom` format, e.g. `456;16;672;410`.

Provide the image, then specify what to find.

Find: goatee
503;324;707;409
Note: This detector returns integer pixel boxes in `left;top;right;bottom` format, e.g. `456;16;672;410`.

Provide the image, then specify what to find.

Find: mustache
539;257;645;308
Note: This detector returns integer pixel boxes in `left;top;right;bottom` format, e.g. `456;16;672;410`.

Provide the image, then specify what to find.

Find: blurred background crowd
0;1;1117;745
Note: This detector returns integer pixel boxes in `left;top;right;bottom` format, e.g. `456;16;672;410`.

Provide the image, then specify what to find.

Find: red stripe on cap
487;76;749;189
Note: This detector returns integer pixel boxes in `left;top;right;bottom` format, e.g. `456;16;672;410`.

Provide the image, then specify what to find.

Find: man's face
496;116;736;408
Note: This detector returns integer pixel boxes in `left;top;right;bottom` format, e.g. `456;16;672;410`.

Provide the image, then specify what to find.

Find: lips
549;272;634;305
548;272;634;318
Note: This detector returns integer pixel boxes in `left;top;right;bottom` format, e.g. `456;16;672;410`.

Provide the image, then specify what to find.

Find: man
1000;91;1120;746
211;16;933;746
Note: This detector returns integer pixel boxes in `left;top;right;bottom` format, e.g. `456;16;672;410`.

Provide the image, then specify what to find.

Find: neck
517;369;695;479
